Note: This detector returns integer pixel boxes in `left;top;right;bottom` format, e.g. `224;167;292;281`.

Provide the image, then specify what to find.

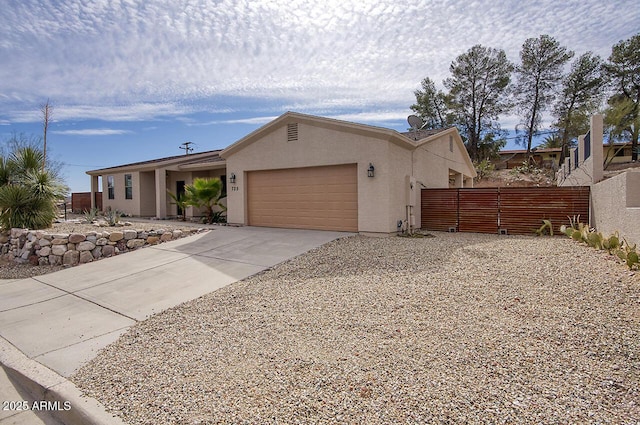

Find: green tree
444;44;513;161
604;33;640;161
0;143;67;230
552;52;604;162
538;133;563;149
515;35;574;156
185;177;226;224
410;77;450;129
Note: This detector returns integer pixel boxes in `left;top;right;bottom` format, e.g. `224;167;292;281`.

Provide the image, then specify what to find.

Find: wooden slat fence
71;192;102;213
421;187;590;235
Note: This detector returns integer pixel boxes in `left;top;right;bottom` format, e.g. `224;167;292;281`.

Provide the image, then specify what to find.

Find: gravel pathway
72;233;639;424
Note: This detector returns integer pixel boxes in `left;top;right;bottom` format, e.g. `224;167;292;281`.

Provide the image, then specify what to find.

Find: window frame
124;174;133;200
107;176;115;200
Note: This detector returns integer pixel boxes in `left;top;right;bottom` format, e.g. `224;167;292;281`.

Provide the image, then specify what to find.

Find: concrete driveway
0;226;350;378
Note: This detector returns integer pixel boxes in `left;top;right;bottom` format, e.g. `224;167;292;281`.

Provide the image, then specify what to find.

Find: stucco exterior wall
386;142;414;232
139;171;156;216
101;171;141;216
591;171;640;248
413;132;473;188
225;122;401;233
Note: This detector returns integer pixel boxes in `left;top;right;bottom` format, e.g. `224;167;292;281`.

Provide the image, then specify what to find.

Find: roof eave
221;111;417;158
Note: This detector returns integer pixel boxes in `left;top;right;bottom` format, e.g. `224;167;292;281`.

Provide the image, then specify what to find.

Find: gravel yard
72;232;639;424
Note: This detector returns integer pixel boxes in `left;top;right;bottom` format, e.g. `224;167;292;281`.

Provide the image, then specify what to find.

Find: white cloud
51;128;132;136
194;116;279;126
0;0;638;124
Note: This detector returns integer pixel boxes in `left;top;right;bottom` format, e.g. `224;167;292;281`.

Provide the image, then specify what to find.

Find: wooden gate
421;187;590;235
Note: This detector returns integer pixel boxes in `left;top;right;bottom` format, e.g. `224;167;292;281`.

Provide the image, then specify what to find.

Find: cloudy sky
1;0;638;192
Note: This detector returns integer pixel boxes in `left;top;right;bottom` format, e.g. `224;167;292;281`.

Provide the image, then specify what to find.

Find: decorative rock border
0;227;207;267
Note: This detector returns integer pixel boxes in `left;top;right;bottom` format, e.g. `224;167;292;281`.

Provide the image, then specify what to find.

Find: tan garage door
247;164;358;231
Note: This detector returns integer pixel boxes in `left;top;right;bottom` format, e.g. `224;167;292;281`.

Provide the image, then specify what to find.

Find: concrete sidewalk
0;226;350;424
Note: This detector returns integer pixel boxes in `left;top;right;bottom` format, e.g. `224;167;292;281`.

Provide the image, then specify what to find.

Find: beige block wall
591;171;640;248
225;122;405;233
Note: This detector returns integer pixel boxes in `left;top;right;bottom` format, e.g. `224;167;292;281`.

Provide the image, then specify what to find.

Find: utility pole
179;141;193;155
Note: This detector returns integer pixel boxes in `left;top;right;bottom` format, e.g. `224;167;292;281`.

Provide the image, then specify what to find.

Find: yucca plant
0;145;67;230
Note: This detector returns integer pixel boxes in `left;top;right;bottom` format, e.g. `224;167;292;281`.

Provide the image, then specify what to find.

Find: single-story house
496;142;636;170
88;112;476;234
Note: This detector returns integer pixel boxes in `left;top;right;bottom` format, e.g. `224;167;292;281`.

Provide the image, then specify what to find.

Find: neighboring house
88;112;476;234
497;148;562;170
496;142;635;170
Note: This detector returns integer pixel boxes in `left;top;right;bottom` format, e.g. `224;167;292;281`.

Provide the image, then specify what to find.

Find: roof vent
287;123;298;142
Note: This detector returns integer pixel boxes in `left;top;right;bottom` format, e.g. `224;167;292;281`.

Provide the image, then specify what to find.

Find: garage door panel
247;164;358;232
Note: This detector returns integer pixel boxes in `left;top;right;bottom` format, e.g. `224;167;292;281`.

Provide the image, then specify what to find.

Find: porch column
155;168;167;219
454;173;463;188
90;175;99;209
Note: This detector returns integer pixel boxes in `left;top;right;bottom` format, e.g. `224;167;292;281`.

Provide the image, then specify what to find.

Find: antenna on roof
407;115;423;140
179;141;194;155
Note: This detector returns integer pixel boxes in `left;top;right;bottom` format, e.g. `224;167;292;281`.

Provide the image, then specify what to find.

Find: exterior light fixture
229;173;236;184
367;163;375;178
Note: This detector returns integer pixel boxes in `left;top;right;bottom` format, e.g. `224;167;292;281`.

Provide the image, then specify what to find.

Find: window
107;176;114;199
449;135;453;152
124;174;132;199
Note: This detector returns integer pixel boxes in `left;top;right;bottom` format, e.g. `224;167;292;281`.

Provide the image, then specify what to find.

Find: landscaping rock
39;239;51;247
51;238;67;245
160;233;173;242
79;251;93;264
48;255;62;266
126;239;145;249
123;229;137;240
77;241;96;251
109;232;124;242
96;237;108;246
102;245;115;258
69;234;86;243
51;245;67;256
38;246;51;257
62;250;79;266
92;246;103;259
146;236;160;245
